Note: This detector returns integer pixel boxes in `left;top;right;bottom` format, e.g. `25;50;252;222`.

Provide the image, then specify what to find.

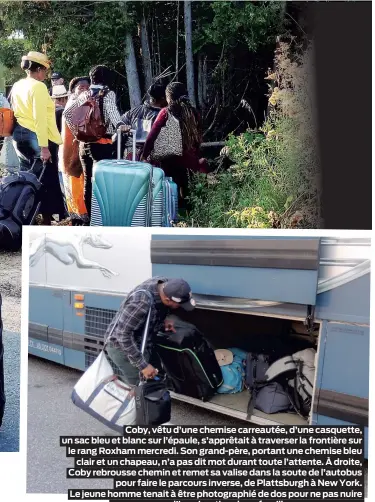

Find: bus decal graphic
29;233;119;278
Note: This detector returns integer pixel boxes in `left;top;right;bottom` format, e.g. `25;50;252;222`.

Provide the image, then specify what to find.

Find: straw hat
21;51;51;69
51;85;69;99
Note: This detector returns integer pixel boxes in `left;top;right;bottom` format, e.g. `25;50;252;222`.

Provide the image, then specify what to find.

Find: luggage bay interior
168;306;320;427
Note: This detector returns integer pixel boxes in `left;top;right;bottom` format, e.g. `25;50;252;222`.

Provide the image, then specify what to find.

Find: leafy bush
186;39;321;228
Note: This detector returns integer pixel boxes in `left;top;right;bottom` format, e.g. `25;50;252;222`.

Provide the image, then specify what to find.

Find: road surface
0;330;20;452
27;356;368;496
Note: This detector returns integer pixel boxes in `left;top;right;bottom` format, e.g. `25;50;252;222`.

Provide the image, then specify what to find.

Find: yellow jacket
11;77;62;147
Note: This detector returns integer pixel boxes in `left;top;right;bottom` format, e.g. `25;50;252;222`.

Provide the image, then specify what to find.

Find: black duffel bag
135;376;171;425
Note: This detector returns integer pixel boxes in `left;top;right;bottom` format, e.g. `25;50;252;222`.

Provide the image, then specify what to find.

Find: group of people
3;50;208;226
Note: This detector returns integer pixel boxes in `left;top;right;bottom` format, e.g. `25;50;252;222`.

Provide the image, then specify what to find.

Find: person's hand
141;364;159;379
164;318;176;333
40;147;51;162
119;125;131;133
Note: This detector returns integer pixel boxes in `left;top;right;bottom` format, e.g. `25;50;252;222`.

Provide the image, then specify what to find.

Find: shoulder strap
104;288;153;351
7;87;14;110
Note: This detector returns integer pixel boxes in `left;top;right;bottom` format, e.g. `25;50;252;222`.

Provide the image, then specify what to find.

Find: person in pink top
141;82;207;208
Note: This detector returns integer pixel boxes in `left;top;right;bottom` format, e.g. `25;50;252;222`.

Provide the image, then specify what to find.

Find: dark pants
79;142;114;219
105;343;162;386
13;124;66;218
159;158;190;210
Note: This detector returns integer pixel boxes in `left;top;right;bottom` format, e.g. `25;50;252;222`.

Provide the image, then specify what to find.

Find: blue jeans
12;123;43;177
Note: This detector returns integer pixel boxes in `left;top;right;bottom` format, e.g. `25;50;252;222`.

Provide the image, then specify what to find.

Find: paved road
27;356;368;497
0;330;20;452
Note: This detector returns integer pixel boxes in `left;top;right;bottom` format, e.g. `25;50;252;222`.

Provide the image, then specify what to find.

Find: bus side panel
63;292;123;371
63;348;85;372
29;286;65;365
28;340;64;365
321;322;369;398
316;274;370;324
314;322;369;458
152;263;318;306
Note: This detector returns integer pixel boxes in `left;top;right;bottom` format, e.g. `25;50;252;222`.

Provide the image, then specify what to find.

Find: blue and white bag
216;348;247;394
71;289;171;432
71;350;137;433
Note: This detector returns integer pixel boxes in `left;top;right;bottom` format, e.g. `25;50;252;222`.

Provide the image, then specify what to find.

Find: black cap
51;72;62;80
163;278;196;311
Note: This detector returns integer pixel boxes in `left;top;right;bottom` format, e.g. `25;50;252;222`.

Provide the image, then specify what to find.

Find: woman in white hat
51;85;68;108
10;51;66;224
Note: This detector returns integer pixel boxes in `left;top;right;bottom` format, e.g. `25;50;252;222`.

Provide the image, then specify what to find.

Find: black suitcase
0;293;5;428
156;316;223;401
0;160;46;251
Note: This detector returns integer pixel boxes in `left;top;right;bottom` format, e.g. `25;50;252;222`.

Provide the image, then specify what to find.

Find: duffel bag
135;376;171;425
72;289;171;431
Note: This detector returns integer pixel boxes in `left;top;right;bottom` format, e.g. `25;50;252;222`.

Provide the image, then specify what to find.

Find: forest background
0;1;320;228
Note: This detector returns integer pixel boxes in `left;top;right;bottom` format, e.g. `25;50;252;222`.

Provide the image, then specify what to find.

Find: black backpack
0;293;5;428
0;161;45;251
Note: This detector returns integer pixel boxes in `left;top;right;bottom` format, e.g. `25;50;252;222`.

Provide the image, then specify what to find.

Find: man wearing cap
105;276;196;386
49;72;64;95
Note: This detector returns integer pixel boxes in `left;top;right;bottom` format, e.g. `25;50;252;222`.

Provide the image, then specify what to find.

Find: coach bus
27;229;370;457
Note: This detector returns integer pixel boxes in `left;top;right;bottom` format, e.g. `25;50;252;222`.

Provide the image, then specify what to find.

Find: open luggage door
151;236;321;327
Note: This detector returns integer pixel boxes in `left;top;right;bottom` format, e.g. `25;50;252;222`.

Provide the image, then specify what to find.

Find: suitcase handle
21;159;46;181
116;128;137;161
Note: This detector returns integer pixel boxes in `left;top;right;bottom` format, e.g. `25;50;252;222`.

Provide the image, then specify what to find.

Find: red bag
68;89;107;143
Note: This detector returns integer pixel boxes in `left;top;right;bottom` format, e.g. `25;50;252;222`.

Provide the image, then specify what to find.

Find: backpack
0;162;45;251
0;93;15;138
246;352;270;390
216;348;247;395
68;88;108;143
262;348;316;417
288;348;315;416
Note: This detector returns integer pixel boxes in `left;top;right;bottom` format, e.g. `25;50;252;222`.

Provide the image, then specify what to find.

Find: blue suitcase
91;130;178;227
151;170;178;227
165;177;178;226
91;131;153;227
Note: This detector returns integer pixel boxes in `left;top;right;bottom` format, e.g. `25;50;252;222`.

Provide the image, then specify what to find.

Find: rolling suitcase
156;316;223;401
91;129;178;227
0;293;5;428
0;160;46;251
90;130;153;227
151;170;178;227
164;177;178;227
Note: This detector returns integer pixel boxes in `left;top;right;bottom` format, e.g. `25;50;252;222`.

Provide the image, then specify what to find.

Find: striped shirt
64;85;124;137
105;277;170;370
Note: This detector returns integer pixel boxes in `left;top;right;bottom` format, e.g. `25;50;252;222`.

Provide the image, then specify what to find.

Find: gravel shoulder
0;250;22;332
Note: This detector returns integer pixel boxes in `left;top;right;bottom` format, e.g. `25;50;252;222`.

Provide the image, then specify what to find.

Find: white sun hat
51;84;69;99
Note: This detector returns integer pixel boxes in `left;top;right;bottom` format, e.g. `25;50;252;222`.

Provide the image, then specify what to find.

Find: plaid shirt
105;277;169;370
64;86;124;136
